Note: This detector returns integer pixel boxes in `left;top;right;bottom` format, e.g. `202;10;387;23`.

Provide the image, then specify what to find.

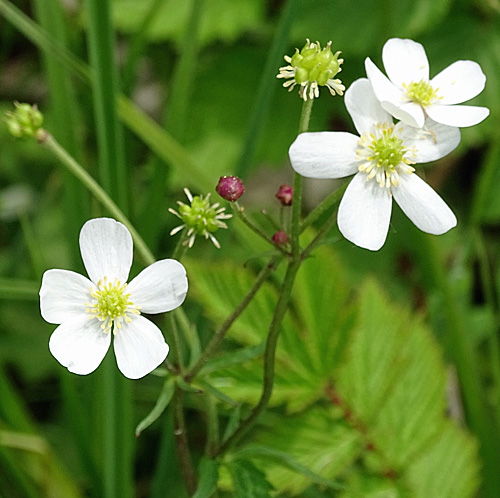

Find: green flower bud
277;39;345;101
169;189;233;249
4;102;44;138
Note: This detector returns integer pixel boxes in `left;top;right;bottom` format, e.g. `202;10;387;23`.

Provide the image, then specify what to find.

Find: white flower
39;218;188;379
365;38;489;128
289;79;460;251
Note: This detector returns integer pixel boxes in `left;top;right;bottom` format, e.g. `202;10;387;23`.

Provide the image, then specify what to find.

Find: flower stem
39;131;155;266
301;181;347;232
184;256;280;383
216;256;301;455
233;203;290;256
291;98;313;257
172;387;197;495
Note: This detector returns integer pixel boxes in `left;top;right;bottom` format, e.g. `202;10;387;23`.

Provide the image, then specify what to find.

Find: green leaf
249;407;361;495
192;457;219;498
232;445;345;490
226;460;274;498
135;378;175;437
194;379;239;407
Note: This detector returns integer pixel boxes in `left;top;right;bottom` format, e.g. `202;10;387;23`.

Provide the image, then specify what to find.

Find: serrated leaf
249;407;361;495
227;460;274;498
192;457;219;498
188;246;354;412
135;378;175;437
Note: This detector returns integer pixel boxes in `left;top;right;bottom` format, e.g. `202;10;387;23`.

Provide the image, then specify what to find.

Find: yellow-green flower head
169;188;232;249
277;39;345;101
4;102;43;138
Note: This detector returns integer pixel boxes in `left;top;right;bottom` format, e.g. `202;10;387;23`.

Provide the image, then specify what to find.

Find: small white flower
289;79;460;251
365;38;489;128
39;218;188;379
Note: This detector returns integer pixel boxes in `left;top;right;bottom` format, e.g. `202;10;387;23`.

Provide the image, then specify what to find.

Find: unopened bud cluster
277;39;344;101
5;103;44;138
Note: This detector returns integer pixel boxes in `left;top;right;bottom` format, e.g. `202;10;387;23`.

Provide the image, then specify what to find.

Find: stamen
85;276;141;334
356;123;416;193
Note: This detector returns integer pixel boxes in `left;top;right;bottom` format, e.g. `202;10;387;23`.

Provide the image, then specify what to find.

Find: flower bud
272;230;289;246
215;176;245;202
276;184;293;206
4;102;44;138
277;39;345;101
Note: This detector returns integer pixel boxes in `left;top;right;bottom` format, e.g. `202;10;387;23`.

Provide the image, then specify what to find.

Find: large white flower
40;218;188;379
365;38;489;128
289;79;460;251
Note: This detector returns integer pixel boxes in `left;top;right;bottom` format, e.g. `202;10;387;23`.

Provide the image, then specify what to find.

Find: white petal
289;132;359;179
365;58;406;107
49;314;111;375
338;173;392;251
345;78;394;135
79;218;133;284
382;38;429;86
431;61;486;105
381;101;425;128
113;316;169;379
40;269;92;324
426;104;489;127
393;173;457;234
127;259;188;314
397;119;460;163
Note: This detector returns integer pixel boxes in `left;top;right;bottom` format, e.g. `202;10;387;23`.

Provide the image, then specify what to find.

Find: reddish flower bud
216;176;245;202
272;230;289;246
276;184;293;206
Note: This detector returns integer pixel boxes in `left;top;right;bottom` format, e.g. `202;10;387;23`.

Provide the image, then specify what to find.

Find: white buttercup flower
40;218;188;379
289;79;460;251
365;38;489;128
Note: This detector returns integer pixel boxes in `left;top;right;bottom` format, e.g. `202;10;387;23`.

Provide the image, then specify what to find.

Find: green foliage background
0;0;499;496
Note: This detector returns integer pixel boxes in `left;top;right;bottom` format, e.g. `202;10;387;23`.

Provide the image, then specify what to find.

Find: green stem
216;257;301;455
291;98;314;257
168;313;185;373
173;387;197;495
233;203;290;256
185;256;280;383
301;181;347;232
39;132;155;266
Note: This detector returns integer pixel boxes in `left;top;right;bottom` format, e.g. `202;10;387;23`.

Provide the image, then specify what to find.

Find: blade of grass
415;232;500;498
83;1;132;498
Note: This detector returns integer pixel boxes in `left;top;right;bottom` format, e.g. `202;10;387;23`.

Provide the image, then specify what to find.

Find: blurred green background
1;0;500;496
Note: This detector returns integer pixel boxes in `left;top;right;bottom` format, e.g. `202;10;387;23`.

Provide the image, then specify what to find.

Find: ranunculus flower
365;38;489;128
289;79;460;251
40;218;188;379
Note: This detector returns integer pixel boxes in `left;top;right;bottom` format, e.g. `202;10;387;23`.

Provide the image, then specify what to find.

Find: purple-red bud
276;184;293;206
272;230;289;246
216;176;245;202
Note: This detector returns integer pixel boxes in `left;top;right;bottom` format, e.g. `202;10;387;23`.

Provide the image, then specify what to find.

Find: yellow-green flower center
402;80;439;107
86;277;140;334
357;123;416;190
370;131;406;170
